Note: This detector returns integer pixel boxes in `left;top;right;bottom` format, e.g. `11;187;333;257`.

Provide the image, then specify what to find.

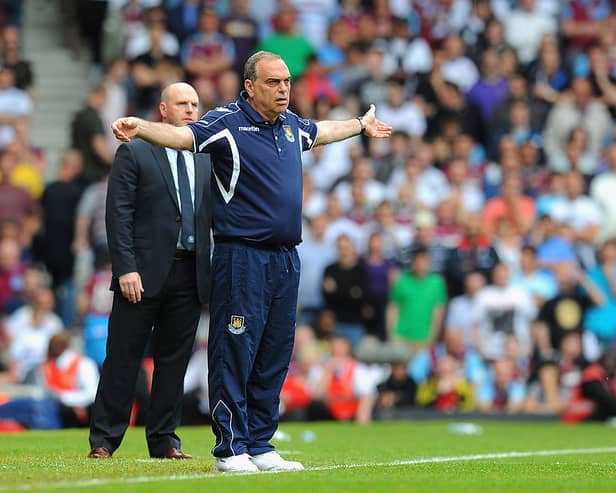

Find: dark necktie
176;150;195;251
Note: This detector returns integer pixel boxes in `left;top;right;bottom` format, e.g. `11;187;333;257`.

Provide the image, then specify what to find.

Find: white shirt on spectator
7;307;63;382
376;101;427;138
0;87;32;149
441;56;479;93
471;284;536;360
504;7;557;65
334;180;387;213
590;171;616;242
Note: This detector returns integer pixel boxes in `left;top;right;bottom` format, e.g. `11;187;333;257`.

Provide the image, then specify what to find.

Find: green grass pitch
0;420;615;492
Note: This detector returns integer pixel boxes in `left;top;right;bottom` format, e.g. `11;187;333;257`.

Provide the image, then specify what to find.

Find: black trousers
89;255;201;456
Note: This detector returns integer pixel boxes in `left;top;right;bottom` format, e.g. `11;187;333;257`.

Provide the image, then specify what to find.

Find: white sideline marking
3;446;616;491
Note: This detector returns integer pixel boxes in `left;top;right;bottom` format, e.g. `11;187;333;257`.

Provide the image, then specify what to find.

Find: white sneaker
214;453;259;473
250;451;304;471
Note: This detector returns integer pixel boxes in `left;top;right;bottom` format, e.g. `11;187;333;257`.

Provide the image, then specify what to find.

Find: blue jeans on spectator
0;398;63;429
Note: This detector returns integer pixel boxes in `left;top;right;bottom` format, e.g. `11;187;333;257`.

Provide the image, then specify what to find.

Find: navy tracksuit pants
208;242;300;457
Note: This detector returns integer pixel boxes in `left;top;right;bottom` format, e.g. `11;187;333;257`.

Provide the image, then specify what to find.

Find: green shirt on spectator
257;34;314;79
390;272;447;343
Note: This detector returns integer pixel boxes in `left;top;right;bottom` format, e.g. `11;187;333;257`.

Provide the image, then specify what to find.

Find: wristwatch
356;115;367;135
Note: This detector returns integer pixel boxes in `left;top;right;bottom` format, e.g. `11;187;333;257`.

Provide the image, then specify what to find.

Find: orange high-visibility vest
44;355;81;393
327;360;359;421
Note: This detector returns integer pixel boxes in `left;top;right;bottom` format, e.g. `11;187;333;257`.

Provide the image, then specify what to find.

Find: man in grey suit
88;82;212;459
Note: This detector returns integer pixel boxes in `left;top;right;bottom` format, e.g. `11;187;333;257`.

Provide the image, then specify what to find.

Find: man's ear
245;79;254;98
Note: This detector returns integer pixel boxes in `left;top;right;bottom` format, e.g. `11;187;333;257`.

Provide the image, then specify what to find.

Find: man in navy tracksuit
111;50;392;472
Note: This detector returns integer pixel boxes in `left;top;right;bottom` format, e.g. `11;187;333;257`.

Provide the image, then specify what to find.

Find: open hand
363;104;392;139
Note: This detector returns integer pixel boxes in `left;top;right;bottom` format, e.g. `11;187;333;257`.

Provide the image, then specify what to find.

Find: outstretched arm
112;117;194;150
314;104;392;146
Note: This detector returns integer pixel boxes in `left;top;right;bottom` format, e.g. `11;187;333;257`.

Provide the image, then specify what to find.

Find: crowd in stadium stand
2;0;616;430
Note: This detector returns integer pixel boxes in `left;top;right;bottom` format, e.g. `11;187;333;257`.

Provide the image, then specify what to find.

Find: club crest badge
283;125;295;142
228;315;246;334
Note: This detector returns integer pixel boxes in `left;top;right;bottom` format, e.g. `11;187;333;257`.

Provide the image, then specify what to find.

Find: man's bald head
159;82;200;126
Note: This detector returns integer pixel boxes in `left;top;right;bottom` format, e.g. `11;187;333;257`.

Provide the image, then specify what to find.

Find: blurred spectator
0;331;99;429
525;331;586;414
72;170;109;271
413;0;472;46
70;85;114;185
221;0;259;77
301;55;340;106
2;286;63;384
466;48;509;131
257;5;314;80
291;0;337;50
561;0;612;54
543;77;612;166
388;246;447;347
584;239;616;346
477;357;526;413
297;214;337;325
362;231;397;341
471;262;536;360
1;25;34;93
4;120;46;200
0;152;40;244
310;334;377;424
446;215;499;297
416;354;476;412
129;17;183;117
0;64;31;151
0;236;27;315
100;59;129;152
181;7;235;86
334;156;386;214
590;143;616;242
165;0;204;44
351;45;390;112
409;326;488;388
317;19;352;93
492;216;523;277
77;0;109;67
376;361;416;411
362;200;412;260
376;15;432;76
482;173;537;237
503;0;556;68
77;247;113;368
564;349;616;422
399;209;452;274
445;157;485;217
375;76;426;140
549;127;598;176
374;130;410;185
445;271;486;348
528;35;570;121
35;149;85;328
511;245;558;308
556;170;602;267
535;262;603;355
126;6;180;60
322;234;372;347
440;33;479;93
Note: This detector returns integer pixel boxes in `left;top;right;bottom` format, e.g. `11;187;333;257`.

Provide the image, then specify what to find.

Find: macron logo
238;126;260;132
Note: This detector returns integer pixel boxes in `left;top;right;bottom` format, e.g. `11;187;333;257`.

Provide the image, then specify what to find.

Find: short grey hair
243;51;283;83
